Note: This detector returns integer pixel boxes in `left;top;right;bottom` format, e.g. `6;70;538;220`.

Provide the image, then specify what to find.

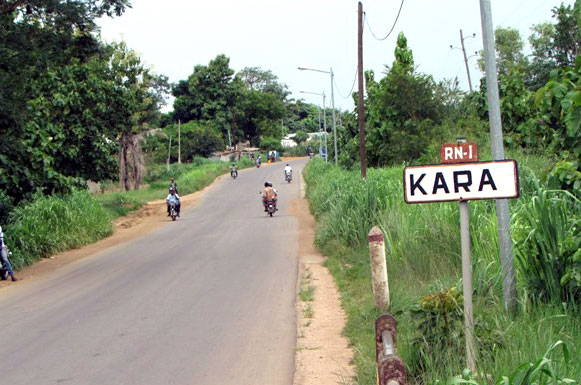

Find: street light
298;66;338;166
300;90;327;163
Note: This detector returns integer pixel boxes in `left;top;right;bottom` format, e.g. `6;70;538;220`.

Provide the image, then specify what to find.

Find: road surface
0;158;307;385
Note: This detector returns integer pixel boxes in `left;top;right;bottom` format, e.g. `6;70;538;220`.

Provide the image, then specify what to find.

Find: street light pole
330;67;337;166
298;66;338;165
300;90;328;163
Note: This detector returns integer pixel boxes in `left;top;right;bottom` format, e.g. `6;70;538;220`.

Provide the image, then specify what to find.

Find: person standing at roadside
0;226;18;282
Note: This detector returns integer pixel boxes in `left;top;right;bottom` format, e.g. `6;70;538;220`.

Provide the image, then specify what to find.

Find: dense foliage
0;0;169;204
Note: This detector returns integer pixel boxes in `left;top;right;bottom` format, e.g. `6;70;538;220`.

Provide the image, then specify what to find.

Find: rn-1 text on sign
404;160;519;203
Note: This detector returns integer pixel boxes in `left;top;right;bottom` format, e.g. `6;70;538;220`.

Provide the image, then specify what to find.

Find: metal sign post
459;199;475;372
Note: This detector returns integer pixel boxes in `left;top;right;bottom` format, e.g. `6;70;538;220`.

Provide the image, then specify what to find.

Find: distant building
281;132;325;148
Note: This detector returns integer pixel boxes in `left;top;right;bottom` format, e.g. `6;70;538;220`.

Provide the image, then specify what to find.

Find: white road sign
404;160;519;203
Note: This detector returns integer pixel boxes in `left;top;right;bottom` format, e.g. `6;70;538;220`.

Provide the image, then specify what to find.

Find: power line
364;0;405;41
334;68;358;99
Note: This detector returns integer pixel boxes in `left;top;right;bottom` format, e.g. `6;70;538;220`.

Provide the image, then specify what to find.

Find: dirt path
0;177;219;289
290;172;355;385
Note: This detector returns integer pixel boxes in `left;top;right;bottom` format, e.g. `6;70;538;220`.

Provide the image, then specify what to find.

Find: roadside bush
514;187;581;304
0;190;14;225
259;136;283;153
4;190;112;269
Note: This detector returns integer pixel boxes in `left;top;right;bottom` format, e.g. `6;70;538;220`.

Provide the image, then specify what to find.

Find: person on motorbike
262;181;278;211
166;188;181;217
169;177;178;195
284;163;293;179
230;163;238;178
0;226;18;281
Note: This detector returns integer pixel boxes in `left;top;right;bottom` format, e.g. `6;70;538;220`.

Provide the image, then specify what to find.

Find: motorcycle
309;151;314;159
231;170;238;179
0;246;12;281
265;199;276;217
255;159;261;168
169;201;178;221
285;172;292;183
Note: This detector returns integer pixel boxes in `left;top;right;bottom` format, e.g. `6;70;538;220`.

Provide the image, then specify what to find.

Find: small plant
300;285;316;302
410;286;465;372
440;341;576;385
303;304;314;319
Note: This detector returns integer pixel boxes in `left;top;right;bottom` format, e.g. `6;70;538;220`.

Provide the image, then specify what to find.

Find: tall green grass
3;159;247;270
304;158;581;384
97;160;232;219
4;191;113;269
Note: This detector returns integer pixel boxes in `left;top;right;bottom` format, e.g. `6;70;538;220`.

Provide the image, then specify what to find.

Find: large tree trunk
130;134;144;190
119;133;131;191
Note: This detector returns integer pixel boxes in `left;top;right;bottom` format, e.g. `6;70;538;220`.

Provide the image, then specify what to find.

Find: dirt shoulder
0;177;219;289
290;172;355;385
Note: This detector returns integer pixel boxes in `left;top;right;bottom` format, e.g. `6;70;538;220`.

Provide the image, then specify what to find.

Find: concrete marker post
368;226;390;311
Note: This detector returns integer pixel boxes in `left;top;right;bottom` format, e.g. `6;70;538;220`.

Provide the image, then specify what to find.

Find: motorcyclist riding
166;188;181;217
231;163;238;178
0;226;18;281
284;163;292;178
169;177;178;195
262;181;278;212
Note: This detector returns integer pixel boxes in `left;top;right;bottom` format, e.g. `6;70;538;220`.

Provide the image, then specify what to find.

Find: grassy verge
304;157;580;384
96;156;255;219
3;157;252;270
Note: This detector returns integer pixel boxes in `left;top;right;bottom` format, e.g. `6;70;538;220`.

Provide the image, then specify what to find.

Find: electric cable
334;68;358;99
364;0;405;41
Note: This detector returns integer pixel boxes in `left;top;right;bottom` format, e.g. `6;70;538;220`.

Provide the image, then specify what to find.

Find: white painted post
368;226;390;311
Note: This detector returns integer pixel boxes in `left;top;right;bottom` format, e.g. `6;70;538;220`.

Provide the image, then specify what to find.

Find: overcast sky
97;0;573;112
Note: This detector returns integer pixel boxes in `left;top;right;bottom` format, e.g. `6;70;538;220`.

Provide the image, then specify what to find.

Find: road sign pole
459;200;476;373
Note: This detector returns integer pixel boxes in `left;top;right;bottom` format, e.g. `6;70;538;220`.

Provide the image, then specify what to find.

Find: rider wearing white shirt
284;164;292;177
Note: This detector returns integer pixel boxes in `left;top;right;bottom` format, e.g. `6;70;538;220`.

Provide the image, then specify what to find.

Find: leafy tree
238;67;289;98
22;42;168;192
259;136;283;153
293;130;309;144
478;27;526;77
172;54;236;133
236;87;286;145
164;122;224;160
552;2;581;69
0;0;130;201
528;22;558;90
364;33;442;165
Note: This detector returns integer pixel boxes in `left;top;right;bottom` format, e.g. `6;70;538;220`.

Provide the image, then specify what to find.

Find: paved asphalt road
0;158;308;385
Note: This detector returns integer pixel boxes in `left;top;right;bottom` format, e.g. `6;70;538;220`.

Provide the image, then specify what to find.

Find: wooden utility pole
459;29;474;92
232;108;237;150
178;120;181;164
167;135;172;171
358;1;366;178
